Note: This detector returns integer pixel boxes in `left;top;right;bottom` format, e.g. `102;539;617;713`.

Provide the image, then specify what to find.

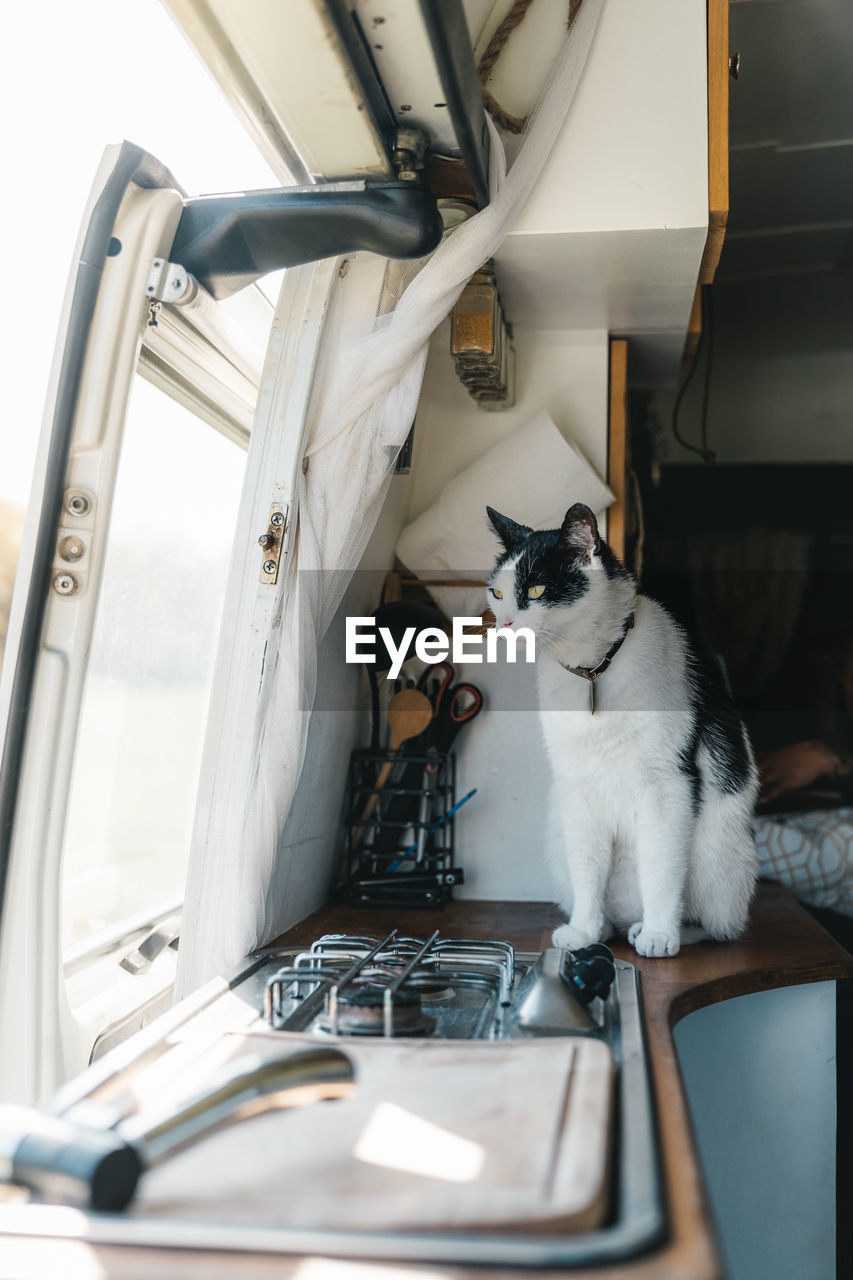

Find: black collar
562;612;635;714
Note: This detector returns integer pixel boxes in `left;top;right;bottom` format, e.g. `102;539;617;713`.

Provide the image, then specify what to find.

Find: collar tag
563;610;635;714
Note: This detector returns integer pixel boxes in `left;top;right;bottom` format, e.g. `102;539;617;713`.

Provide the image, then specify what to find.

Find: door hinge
258;503;289;585
145;257;192;305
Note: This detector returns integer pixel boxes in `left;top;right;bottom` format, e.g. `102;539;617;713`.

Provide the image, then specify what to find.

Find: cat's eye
490;587;503;600
528;585;545;599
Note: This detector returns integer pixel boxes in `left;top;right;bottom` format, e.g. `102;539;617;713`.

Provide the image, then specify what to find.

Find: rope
478;0;584;134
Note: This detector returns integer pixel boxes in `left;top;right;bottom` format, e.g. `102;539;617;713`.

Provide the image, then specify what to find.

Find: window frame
0;144;271;1100
55;267;272;1059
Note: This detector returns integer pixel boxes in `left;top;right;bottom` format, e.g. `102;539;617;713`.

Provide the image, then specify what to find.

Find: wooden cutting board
133;1034;614;1234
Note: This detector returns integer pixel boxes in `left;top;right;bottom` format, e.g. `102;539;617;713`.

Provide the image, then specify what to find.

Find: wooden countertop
4;884;851;1280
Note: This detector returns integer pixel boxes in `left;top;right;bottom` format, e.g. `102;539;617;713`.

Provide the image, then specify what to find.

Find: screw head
258;532;274;549
270;511;285;527
59;535;85;562
263;559;277;575
66;492;91;517
54;573;78;596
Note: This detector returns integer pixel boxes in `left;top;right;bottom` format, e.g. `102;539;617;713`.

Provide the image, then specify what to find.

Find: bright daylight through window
61;377;245;948
1;0;285;951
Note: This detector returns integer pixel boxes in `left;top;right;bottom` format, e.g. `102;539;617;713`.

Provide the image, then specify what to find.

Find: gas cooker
1;927;665;1270
256;929;618;1040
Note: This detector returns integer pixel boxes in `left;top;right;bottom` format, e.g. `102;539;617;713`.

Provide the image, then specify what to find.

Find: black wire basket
341;748;463;908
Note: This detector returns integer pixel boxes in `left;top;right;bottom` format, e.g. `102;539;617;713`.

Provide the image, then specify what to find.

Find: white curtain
177;0;606;994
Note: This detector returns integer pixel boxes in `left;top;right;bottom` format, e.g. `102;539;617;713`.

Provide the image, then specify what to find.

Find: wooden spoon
354;688;433;844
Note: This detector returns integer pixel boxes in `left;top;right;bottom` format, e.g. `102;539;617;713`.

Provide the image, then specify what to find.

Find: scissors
415;661;483;753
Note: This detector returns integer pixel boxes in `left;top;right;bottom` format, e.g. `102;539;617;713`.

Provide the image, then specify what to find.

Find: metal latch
145;258;192;305
258;503;288;585
119;915;181;976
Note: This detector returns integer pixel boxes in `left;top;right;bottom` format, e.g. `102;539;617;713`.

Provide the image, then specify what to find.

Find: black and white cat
486;502;758;958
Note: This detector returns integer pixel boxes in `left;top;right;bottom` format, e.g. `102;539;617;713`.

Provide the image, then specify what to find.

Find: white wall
405;324;610;902
409;323;609;518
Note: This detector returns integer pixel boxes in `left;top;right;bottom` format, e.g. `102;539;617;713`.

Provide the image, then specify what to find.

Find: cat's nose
497;616;515;629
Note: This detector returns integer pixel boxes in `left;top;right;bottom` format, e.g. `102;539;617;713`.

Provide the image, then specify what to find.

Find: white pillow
396;411;615;619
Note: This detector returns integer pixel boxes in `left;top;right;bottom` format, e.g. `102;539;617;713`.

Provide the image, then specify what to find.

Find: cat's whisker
531;628;570;648
530;628;559;645
531;633;565;659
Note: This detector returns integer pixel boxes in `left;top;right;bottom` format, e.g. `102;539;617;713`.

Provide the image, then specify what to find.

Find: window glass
61;377;245;948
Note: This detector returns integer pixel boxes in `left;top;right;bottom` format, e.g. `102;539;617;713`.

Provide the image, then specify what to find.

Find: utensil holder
341;748;462;908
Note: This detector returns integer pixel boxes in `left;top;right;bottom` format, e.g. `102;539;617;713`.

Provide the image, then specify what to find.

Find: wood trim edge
701;0;730;285
607;338;629;562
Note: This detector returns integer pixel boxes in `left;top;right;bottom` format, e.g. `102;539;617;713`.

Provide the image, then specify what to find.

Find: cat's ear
486;507;532;554
558;504;601;566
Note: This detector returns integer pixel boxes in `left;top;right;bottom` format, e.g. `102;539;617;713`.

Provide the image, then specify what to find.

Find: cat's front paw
552;922;603;951
628;922;680;958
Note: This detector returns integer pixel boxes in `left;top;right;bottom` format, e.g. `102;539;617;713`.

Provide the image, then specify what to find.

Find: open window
0;144;274;1099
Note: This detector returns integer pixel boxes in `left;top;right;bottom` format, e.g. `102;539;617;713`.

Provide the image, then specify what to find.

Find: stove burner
338;984;421;1008
420;984;456;1003
317;984;436;1037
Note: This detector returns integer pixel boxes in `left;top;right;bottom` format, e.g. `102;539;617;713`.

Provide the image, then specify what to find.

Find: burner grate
264;930;516;1038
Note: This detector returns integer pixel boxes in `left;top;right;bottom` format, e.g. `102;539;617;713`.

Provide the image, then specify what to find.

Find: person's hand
757;741;840;805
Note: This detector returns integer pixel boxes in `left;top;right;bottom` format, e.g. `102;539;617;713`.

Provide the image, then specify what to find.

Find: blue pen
386;789;478;872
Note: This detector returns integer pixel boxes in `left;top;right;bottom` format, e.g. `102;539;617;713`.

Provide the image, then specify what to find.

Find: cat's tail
686;786;759;940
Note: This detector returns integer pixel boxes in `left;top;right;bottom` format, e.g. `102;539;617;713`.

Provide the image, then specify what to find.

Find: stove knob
565;953;615;1006
572;943;614;963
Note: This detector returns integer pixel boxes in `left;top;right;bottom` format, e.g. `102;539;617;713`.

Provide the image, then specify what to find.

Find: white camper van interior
0;3;851;1278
